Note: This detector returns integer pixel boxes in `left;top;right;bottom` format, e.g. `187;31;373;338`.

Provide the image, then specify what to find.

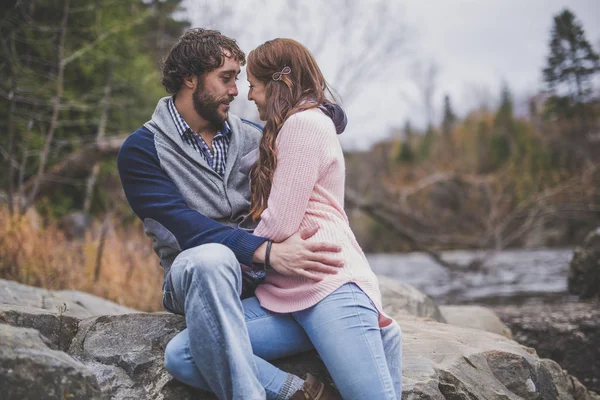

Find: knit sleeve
254;112;333;242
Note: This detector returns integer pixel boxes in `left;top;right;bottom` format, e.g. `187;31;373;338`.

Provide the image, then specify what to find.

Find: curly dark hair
161;28;246;94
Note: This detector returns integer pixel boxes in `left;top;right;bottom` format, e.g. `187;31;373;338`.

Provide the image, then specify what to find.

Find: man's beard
192;83;232;127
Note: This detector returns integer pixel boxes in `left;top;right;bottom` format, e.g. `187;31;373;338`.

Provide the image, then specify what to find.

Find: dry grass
0;207;163;312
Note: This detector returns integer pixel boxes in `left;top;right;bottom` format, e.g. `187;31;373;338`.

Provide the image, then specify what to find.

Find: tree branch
345;187;480;271
21;135;127;203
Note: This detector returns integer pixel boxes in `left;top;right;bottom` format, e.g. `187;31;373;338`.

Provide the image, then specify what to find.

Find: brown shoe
290;373;342;400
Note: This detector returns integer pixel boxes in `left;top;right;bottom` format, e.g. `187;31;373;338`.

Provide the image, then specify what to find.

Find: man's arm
117;128;267;266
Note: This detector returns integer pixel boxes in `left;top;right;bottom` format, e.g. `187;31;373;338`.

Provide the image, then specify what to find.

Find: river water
366;248;577;306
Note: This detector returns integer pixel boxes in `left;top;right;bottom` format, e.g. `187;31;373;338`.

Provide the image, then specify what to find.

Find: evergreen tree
542;8;599;163
495;85;514;126
404;120;413;139
417;124;435;160
543;8;599;105
441;94;457;136
0;0;189;214
491;84;514;167
396;120;415;163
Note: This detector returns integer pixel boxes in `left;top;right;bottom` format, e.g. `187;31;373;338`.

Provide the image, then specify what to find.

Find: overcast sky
346;0;600;150
188;0;600;150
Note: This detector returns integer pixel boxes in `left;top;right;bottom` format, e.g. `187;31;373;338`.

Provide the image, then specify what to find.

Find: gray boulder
63;310;598;399
569;227;600;300
398;314;597;400
0;279;139;319
439;305;512;338
494;300;600;395
0;303;79;351
66;313;333;400
0;324;102;400
378;275;446;322
2;278;599;399
68;313;195;400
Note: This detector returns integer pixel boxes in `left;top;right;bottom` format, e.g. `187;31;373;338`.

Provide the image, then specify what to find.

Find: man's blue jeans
163;244;403;400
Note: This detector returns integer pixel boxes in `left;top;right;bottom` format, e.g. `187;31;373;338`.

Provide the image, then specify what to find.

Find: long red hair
247;38;335;220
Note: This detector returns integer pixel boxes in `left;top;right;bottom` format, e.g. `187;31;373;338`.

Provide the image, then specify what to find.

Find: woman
165;38;402;400
246;38;402;399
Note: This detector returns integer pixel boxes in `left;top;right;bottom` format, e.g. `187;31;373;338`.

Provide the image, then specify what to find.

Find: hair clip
272;66;291;81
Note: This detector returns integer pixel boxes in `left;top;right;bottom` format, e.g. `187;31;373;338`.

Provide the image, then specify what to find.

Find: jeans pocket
380;320;403;350
381;319;398;333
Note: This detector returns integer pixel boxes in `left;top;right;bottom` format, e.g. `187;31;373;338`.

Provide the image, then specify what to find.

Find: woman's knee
164;330;191;376
164;330;210;390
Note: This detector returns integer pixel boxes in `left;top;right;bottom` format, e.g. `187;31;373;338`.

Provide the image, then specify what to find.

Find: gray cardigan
118;97;266;276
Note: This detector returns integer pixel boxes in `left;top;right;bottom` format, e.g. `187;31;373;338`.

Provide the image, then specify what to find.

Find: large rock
379;275;446;322
68;313;197;400
66;313;333;400
494;300;600;395
0;279;139;319
2;279;599;399
398;314;597;400
439;305;512;338
0;324;102;400
569;227;600;299
61;312;600;399
0;303;79;351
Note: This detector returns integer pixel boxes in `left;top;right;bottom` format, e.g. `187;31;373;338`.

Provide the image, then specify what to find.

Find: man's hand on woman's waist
252;226;344;282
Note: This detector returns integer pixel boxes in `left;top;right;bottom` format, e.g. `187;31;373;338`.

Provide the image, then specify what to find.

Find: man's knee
173;243;240;282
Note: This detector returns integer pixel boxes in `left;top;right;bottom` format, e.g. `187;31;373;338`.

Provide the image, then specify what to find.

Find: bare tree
22;0;70;213
346;164;600;271
83;74;112;214
21;135;127;203
462;82;496;113
6;71;17;215
401;59;439;130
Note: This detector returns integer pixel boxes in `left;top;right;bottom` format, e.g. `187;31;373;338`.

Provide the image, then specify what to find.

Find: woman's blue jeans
163;244;402;400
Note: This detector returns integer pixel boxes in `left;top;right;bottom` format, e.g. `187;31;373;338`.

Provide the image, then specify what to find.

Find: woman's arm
254;111;334;242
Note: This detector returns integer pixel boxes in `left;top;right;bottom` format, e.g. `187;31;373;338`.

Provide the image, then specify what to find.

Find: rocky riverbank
2;277;599;399
493;298;600;394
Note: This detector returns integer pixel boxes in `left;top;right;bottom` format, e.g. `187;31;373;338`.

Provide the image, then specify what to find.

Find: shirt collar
168;96;231;138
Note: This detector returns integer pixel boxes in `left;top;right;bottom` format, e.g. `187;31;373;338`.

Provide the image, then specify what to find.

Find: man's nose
229;83;239;97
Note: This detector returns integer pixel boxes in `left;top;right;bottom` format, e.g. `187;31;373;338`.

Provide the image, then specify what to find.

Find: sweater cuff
229;230;268;267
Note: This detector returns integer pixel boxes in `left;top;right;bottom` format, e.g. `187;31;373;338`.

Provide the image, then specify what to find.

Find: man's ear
183;75;198;90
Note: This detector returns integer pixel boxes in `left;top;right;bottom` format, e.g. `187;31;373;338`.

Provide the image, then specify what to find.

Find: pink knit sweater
253;109;389;324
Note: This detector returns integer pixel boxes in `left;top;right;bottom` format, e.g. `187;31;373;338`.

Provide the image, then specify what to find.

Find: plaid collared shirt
167;97;231;177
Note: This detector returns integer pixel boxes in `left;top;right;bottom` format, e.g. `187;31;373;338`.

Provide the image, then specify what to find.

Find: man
117;29;346;399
